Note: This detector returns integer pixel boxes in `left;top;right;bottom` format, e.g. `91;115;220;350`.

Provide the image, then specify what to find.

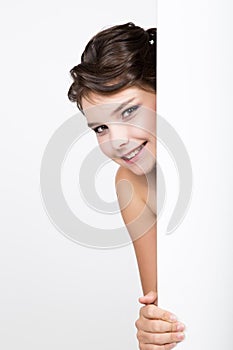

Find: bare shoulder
115;166;156;216
114;167;155;238
115;166;148;206
115;166;147;189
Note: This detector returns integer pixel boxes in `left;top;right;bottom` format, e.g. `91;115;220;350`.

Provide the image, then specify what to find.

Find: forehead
81;86;155;113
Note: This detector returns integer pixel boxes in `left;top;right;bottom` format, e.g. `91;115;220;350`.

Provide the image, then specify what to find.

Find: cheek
146;110;156;128
130;121;156;139
98;139;113;158
143;118;156;138
131;111;156;137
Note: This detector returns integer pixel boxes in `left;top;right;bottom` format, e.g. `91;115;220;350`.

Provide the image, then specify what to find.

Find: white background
0;1;155;349
0;0;232;349
158;1;233;349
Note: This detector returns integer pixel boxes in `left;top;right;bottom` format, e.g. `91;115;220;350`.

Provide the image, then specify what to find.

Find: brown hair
68;22;156;111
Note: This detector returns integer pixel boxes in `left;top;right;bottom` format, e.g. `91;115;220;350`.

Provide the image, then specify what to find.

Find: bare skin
115;165;157;295
115;166;185;349
137;291;185;349
82;87;185;348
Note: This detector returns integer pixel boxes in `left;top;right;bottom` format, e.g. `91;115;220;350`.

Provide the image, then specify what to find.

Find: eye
122;105;140;119
93;124;108;135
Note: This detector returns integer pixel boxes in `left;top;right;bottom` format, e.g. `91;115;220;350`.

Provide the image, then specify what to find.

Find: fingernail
170;314;177;321
170;343;177;349
177;332;185;340
176;322;185;331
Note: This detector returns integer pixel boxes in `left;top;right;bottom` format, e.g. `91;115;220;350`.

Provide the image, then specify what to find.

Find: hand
135;291;186;349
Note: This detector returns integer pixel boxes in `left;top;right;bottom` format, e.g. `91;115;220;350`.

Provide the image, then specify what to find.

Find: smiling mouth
121;141;148;161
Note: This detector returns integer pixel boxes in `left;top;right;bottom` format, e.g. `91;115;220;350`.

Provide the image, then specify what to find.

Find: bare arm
132;223;157;300
115;166;185;349
115;166;157;299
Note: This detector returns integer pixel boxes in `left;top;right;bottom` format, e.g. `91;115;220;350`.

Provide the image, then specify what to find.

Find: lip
121;141;147;158
121;141;147;163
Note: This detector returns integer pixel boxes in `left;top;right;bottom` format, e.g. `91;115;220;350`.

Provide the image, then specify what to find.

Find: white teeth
123;144;144;160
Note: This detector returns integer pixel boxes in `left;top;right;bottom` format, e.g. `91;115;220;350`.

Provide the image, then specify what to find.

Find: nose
109;123;129;149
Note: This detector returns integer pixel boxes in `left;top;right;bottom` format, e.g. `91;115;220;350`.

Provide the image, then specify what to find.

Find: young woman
68;22;185;349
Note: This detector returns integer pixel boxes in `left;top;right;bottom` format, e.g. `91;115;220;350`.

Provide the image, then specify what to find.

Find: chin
122;160;156;176
131;165;155;176
112;155;156;176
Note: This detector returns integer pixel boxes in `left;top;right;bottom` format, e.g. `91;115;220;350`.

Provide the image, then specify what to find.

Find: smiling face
82;86;156;176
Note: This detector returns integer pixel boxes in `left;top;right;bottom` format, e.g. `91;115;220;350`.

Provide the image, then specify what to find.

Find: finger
139;291;158;305
137;329;185;345
139;290;157;298
139;304;178;322
138;343;177;350
136;317;185;333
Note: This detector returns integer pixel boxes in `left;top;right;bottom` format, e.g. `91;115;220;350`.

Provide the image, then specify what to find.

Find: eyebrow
87;97;135;128
87;122;99;127
111;97;135;115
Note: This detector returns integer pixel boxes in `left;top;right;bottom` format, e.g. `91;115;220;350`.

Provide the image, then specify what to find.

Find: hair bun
146;28;156;45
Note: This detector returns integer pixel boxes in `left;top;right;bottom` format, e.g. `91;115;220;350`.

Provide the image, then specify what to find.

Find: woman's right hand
135;291;186;349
